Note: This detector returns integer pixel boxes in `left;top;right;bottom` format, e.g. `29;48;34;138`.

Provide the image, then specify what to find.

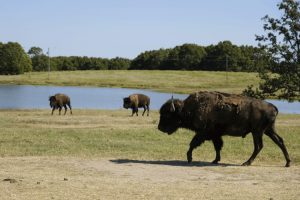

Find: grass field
0;109;299;165
0;70;259;94
0;109;299;199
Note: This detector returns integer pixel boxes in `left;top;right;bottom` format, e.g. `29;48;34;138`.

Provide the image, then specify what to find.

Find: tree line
27;46;131;71
0;41;270;75
130;41;270;72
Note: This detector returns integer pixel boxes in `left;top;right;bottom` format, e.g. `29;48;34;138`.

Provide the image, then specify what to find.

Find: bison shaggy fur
123;94;150;116
49;93;72;115
158;91;291;167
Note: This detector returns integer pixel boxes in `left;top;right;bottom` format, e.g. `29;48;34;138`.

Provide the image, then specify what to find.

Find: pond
0;85;299;114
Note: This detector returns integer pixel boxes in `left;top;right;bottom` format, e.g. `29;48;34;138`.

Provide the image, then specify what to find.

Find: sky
0;0;282;59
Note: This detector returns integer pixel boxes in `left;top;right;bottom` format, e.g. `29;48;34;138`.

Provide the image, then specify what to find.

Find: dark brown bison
49;93;72;115
123;94;150;116
158;91;291;167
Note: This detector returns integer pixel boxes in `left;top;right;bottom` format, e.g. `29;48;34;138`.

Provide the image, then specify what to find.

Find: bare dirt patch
0;157;299;200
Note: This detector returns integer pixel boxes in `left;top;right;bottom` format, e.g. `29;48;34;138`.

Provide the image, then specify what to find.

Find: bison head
49;96;57;108
123;97;131;109
158;97;184;135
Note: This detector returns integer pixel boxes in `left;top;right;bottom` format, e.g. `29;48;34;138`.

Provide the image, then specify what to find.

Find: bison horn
170;95;175;112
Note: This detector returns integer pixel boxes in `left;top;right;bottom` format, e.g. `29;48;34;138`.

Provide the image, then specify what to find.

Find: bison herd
49;91;291;167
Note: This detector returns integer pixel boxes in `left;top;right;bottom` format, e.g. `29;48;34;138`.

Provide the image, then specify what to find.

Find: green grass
0;109;299;166
0;70;259;94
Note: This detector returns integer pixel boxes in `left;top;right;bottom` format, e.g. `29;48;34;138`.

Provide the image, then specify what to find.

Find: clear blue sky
0;0;281;59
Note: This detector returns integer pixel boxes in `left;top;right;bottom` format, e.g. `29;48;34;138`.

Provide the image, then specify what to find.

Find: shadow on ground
110;159;239;167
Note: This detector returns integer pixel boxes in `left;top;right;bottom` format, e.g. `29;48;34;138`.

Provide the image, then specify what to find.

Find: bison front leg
242;132;263;166
51;107;55;115
187;134;205;163
58;106;62;115
212;137;224;164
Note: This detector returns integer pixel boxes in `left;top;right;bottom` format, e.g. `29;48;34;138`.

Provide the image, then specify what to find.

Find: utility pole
225;54;228;83
47;48;50;80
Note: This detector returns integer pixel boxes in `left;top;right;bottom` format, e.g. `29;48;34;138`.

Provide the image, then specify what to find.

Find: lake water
0;85;299;114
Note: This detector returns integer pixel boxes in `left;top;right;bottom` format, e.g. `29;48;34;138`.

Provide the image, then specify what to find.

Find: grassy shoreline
0;70;259;94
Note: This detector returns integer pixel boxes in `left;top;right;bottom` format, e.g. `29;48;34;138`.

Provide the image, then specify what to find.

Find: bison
49;93;72;115
123;94;150;116
158;91;291;167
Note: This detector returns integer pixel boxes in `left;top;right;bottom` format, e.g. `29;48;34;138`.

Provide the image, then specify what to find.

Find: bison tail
273;105;279;116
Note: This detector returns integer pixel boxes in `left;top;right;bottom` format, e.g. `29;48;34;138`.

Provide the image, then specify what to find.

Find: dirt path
0;157;299;200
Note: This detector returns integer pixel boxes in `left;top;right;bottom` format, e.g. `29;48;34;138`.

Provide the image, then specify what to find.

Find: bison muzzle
158;91;291;167
49;93;72;115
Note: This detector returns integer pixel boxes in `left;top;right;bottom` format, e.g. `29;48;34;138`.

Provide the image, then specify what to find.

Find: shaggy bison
49;93;72;115
158;91;291;167
123;94;150;116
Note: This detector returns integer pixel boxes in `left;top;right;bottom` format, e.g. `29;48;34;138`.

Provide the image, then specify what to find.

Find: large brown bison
123;94;150;116
158;91;291;167
49;93;72;115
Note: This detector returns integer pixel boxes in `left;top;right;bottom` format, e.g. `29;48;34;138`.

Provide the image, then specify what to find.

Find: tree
108;57;131;70
165;44;206;70
0;42;32;74
27;46;49;71
201;41;242;71
28;46;43;57
246;0;300;101
130;48;170;70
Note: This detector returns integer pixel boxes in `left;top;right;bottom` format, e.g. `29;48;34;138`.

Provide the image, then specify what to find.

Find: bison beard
158;91;291;167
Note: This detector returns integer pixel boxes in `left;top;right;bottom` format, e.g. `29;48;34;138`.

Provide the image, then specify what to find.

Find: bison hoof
212;160;219;164
285;161;291;167
242;161;251;166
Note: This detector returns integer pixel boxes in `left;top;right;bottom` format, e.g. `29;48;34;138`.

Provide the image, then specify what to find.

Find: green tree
31;55;48;71
202;41;242;71
108;57;131;70
246;0;300;101
130;48;170;70
165;44;206;70
0;42;32;74
28;46;43;57
27;46;49;71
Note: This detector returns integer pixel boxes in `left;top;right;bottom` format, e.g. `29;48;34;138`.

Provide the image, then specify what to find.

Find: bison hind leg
67;103;72;114
147;105;150;116
63;105;68;115
142;106;146;116
265;126;291;167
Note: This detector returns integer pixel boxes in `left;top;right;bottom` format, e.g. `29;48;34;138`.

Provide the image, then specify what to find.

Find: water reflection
0;85;299;114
